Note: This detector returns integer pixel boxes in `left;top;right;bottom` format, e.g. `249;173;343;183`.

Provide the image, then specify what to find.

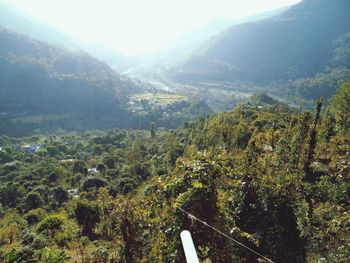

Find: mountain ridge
0;27;146;135
172;0;350;100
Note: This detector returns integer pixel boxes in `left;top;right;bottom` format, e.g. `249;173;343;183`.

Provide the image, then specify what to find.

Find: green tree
330;81;350;130
304;98;323;183
24;208;46;225
52;187;69;206
25;192;44;210
73;160;86;175
171;153;230;262
37;215;65;238
92;246;109;263
0;184;25;208
46;146;60;157
113;197;142;263
36;247;67;263
74;200;100;238
102;155;115;169
150;122;156;139
81;176;107;192
0;150;12;164
96;163;106;174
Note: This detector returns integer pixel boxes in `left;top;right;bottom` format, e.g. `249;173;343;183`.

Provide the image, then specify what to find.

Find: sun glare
4;0;301;55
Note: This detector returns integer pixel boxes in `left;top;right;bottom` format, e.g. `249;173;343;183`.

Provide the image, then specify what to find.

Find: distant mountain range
173;0;350;100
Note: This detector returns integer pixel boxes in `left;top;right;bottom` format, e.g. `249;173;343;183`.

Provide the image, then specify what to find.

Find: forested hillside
174;0;350;100
146;6;289;65
0;27;142;134
0;81;349;262
0;28;210;135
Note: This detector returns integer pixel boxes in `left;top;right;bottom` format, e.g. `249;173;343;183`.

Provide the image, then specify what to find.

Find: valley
0;0;349;262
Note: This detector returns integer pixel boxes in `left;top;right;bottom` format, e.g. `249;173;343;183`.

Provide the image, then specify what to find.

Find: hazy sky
4;0;301;55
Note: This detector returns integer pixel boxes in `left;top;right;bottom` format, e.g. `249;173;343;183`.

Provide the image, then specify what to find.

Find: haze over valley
0;0;313;131
2;0;349;125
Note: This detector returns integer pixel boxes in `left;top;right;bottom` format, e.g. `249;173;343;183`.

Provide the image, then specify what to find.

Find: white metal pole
180;230;200;263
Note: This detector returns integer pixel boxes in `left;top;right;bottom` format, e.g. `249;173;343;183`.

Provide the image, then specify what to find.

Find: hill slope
0;28;213;135
158;5;290;63
0;28;146;135
174;0;350;99
0;2;141;71
0;1;77;50
0;83;349;262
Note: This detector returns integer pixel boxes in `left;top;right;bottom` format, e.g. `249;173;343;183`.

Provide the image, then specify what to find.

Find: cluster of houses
1;142;104;200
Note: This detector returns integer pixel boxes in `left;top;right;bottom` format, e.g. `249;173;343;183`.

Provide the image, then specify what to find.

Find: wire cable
178;204;274;263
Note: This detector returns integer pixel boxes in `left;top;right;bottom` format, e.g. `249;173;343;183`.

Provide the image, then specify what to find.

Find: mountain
157;6;291;64
126;7;290;79
174;0;350;100
79;43;144;73
0;28;213;135
0;1;290;76
0;2;143;72
0;27;148;135
0;1;77;50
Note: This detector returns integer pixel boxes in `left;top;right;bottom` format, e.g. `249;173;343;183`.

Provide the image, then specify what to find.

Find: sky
4;0;301;55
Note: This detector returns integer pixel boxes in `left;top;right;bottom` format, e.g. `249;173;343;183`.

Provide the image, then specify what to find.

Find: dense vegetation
0;1;349;261
0;81;349;262
0;28;211;136
173;0;350;101
0;27;141;134
127;93;212;129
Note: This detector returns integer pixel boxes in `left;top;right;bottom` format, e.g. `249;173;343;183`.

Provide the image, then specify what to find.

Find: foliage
73;200;100;238
24;192;44;210
35;247;67;263
0;85;349;262
329;81;350;130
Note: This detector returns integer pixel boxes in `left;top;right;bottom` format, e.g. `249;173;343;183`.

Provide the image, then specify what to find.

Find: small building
263;145;273;152
21;144;41;153
88;168;98;174
4;160;20;167
68;188;79;199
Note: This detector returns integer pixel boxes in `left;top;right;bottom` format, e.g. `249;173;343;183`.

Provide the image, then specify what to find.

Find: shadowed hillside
173;0;350;100
0;28;145;135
